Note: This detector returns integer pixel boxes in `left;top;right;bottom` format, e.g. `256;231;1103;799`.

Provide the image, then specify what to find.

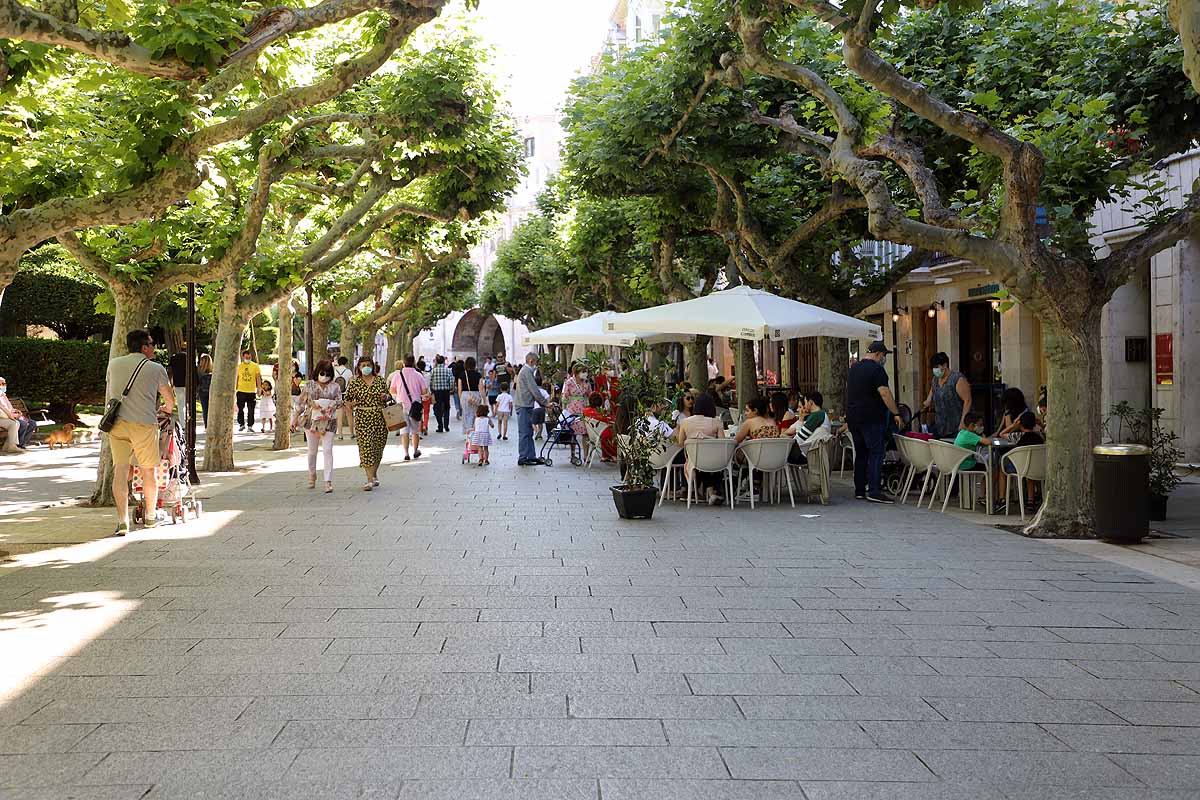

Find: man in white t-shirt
495;389;514;440
707;357;719;381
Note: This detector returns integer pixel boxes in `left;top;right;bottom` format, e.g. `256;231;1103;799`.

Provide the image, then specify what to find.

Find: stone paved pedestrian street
5;435;1200;798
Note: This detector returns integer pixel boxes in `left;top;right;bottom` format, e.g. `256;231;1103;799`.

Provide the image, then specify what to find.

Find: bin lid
1093;444;1151;456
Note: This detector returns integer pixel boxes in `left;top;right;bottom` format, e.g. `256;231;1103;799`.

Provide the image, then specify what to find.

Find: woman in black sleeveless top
458;357;483;436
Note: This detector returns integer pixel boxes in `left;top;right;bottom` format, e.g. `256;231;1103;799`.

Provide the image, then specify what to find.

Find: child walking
470;404;493;466
258;380;276;433
495;388;513;440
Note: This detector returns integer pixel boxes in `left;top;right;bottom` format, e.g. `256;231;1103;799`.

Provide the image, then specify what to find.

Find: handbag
98;357;151;433
398;370;422;420
382;401;408;432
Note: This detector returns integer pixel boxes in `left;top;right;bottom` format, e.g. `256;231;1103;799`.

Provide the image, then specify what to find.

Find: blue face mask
361;366;374;376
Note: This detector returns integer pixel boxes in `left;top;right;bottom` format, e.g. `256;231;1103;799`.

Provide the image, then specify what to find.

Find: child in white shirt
495;390;514;440
258;380;276;433
470;404;493;466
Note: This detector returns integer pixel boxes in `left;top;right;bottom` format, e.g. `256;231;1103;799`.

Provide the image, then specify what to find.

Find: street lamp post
186;283;200;484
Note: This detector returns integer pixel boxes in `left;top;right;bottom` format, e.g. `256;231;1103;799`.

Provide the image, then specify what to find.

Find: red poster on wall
1155;333;1174;385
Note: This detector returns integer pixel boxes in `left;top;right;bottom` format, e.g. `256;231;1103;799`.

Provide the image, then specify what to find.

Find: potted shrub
1106;403;1183;521
611;344;670;520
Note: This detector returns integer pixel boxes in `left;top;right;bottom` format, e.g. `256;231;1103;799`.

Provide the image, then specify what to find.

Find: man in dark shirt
450;357;466;419
847;340;904;503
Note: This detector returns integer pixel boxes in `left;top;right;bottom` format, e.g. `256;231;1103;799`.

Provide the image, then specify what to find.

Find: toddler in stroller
131;415;202;527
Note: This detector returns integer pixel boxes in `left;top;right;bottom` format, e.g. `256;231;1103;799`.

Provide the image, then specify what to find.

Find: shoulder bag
99;357;151;433
382;401;408;432
398;370;422;420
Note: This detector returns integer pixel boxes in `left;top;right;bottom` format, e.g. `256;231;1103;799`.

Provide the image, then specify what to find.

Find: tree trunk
339;320;358;362
1025;315;1102;539
687;335;711;387
386;327;403;370
735;340;759;405
312;311;331;363
89;287;158;508
272;297;294;451
361;325;380;367
202;285;245;473
819;337;850;418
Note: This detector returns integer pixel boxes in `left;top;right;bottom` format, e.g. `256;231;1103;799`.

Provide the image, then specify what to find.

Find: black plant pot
612;486;658;520
1149;493;1168;522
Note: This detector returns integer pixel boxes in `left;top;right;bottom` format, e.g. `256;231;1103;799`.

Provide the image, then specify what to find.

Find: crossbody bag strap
399;370;415;404
122;357;152;398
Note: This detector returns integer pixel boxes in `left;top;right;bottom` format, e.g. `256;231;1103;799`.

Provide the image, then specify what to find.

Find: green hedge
0;337;109;420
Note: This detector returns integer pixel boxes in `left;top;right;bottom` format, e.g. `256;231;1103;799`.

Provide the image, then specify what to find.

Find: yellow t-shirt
236;361;260;393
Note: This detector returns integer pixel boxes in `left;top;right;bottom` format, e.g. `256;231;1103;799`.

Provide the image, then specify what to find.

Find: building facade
859;150;1200;460
412;114;565;366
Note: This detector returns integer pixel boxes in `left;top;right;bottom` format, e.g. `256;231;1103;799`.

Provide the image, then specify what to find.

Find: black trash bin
1093;444;1151;543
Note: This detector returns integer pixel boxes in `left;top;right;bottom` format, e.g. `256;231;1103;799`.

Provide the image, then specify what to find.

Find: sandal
362;482;373;492
324;482;333;493
307;474;317;489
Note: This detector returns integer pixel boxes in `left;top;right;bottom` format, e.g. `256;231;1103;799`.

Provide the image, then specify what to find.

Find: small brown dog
44;423;75;449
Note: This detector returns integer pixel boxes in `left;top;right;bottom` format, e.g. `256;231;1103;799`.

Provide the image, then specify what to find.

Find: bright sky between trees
461;0;615;116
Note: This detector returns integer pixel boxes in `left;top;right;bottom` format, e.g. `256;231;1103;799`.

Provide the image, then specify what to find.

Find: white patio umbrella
521;311;696;348
604;285;883;341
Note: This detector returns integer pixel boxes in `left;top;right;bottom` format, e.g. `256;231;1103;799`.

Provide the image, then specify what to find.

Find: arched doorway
451;309;507;362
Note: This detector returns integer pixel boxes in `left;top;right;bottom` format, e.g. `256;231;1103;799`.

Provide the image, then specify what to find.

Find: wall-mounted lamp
990;298;1001;312
926;300;945;319
891;306;908;323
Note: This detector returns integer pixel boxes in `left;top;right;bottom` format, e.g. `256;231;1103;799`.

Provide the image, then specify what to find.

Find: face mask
318;375;332;384
932;367;945;379
0;387;6;395
361;366;374;376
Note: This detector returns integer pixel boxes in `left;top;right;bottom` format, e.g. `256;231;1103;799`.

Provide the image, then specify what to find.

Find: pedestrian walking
293;359;342;493
389;355;429;461
235;349;261;432
258;380;275;433
470;404;493;466
197;354;213;428
846;340;904;504
450;357;465;419
495;387;513;440
458;356;483;437
429;355;454;433
343;356;389;491
515;352;547;466
104;329;175;535
333;356;355;440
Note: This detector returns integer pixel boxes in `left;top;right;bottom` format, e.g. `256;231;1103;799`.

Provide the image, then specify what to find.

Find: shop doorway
957;301;1003;429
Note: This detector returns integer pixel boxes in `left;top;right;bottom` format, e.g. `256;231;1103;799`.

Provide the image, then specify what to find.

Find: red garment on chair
583;407;617;460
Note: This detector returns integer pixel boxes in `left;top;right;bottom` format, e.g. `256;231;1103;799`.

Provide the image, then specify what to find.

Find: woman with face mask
922;351;972;439
292;359;343;493
561;362;591;440
343;356;390;490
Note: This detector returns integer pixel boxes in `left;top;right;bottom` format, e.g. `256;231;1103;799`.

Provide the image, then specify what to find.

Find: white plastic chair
926;440;986;513
582;417;612;468
649;443;685;507
736;438;795;509
728;409;745;428
1002;444;1047;523
837;427;855;477
893;436;934;506
683;438;737;509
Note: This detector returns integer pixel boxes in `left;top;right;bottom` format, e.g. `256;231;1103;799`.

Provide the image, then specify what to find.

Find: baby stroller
132;415;202;525
539;412;583;467
880;404;916;496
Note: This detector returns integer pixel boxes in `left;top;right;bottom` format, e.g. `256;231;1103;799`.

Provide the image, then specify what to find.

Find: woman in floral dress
343;356;390;491
561;362;591;438
292;359;343;493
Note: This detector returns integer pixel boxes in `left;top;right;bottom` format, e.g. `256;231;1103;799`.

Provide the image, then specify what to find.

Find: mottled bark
735;340;759;404
386;327;403;369
202;284;245;473
1025;316;1103;538
687;335;711;388
818;337;850;419
1171;0;1200;94
339;320;359;362
311;311;331;363
272;297;294;451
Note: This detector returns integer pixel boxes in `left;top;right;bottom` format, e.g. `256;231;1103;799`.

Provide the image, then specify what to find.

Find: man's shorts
109;419;160;467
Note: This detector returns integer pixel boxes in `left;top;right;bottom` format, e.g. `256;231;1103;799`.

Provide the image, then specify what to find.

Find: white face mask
318;375;332;384
361;366;374;376
0;386;6;395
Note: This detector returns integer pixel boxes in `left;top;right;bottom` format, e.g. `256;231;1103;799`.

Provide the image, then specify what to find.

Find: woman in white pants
292;360;343;492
